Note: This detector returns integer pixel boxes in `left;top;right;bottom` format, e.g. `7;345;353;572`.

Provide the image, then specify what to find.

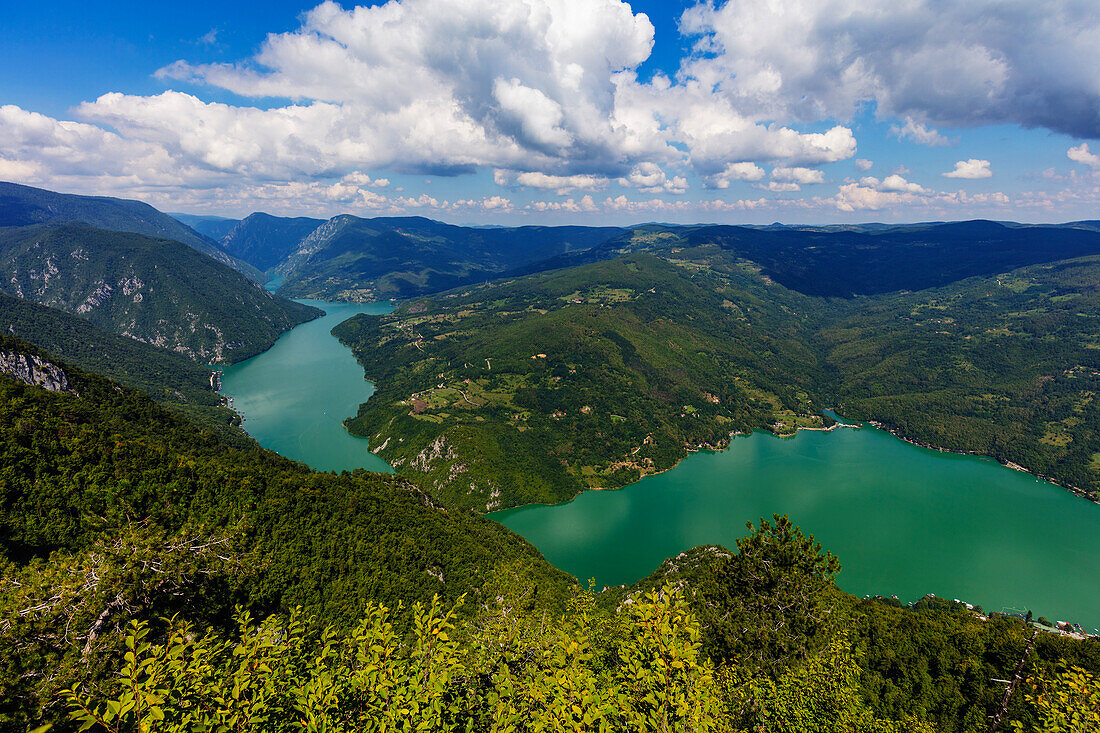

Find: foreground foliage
65;587;931;733
1011;664;1100;732
3;334;1099;732
63;586;1098;733
0;345;572;727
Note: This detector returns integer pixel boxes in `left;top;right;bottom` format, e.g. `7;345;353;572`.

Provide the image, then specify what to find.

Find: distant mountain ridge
679;220;1100;296
272;214;626;300
0;224;320;363
12;182;1100;305
188;209;1100;302
0;182;262;281
219;212;325;272
170;213;241;242
504;219;1100;298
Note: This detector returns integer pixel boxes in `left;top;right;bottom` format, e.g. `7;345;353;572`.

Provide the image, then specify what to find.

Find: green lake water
217;301;1100;630
493;423;1100;630
216;298;394;473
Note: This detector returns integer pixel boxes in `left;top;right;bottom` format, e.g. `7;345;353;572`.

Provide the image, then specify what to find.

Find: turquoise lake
216;298;394;473
218;300;1100;631
493;422;1100;630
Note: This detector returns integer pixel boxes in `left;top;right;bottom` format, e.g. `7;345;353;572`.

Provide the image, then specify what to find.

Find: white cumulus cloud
528;195;599;212
1068;143;1100;169
943;159;993;179
705;162;766;189
494;169;608;194
858;174;929;194
616;162;688;194
5;0;1099;219
890;117;950;146
0;0;870;211
770;167;826;185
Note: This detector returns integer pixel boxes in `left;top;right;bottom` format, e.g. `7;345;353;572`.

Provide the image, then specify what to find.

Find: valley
216;297;395;472
2;183;1099;731
9;3;1100;727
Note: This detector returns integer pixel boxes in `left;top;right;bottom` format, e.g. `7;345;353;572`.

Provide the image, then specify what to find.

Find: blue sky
2;0;1099;225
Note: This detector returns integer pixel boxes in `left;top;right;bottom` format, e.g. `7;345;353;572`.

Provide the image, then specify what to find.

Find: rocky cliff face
0;348;74;393
275;215;355;278
0;225;321;365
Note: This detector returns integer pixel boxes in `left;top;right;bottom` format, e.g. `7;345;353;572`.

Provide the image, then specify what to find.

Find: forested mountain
0;338;573;725
0;182;262;280
821;254;1100;495
336;244;1100;509
274;214;624;300
155;207;1100;306
2;337;1096;732
682;220;1100;296
218;212;325;271
333;254;827;510
0;292;245;442
516;220;1100;298
0;224;320;363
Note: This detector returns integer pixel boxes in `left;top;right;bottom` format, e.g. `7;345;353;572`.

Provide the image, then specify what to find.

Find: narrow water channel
216;298;394;472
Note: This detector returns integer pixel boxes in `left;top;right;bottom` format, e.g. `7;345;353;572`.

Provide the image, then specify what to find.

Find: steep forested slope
0;181;261;280
0;292;245;442
0;339;573;723
0;224;321;363
218;212;325;271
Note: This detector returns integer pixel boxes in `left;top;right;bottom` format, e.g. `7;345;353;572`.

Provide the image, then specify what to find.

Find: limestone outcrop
0;348;74;394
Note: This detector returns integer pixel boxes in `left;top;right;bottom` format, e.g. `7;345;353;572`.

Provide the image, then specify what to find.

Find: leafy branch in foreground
694;514;842;674
1011;664;1100;733
63;583;956;733
1;522;250;724
65;586;723;733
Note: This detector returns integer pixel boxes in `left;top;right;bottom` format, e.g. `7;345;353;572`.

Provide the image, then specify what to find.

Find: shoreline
493;411;1096;514
497;415;863;511
238;305;1098;510
865;420;1096;504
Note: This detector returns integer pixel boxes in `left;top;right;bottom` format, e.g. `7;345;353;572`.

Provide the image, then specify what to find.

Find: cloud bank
679;0;1100;138
0;0;1098;219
